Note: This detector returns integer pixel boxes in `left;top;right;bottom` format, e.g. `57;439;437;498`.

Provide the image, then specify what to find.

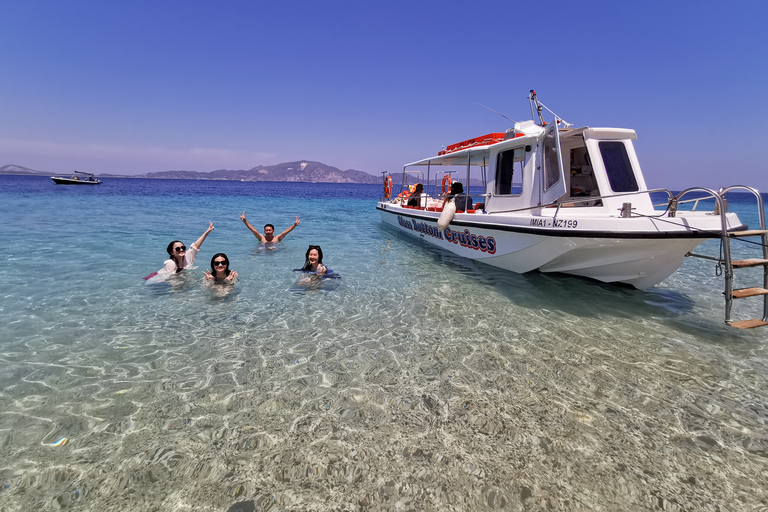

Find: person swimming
302;245;326;274
159;222;215;276
240;212;300;244
297;245;327;286
203;253;238;283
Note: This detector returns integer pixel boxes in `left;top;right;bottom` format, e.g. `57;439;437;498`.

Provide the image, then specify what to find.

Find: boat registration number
530;219;578;228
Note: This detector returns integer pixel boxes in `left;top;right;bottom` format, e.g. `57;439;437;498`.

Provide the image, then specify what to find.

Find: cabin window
495;148;525;195
599;141;638;192
542;129;561;191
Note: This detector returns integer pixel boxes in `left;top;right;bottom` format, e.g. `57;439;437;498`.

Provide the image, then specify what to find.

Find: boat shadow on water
382;224;747;339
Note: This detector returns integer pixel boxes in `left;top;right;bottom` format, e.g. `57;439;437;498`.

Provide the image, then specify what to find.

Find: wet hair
210;253;231;278
166;240;182;257
166;240;184;272
450;182;464;195
302;245;324;271
264;224;275;231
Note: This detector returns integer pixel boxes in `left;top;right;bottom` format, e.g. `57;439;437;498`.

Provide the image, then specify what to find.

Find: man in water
240;212;300;243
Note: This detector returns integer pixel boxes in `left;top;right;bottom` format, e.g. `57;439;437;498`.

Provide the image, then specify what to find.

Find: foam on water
0;176;767;510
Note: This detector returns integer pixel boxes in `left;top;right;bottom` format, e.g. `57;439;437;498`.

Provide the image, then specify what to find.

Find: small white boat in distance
378;91;768;327
51;171;101;185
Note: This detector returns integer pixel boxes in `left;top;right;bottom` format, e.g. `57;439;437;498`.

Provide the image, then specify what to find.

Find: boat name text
397;216;496;254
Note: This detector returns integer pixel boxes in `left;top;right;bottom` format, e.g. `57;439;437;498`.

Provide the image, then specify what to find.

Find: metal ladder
687;186;768;328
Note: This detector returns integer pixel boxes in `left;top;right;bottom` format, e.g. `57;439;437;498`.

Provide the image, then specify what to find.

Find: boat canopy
403;138;532;168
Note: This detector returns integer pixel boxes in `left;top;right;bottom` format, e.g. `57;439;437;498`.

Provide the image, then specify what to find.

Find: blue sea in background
1;175;767;511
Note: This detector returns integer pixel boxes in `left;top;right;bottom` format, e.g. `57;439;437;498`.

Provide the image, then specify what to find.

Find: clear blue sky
1;1;766;191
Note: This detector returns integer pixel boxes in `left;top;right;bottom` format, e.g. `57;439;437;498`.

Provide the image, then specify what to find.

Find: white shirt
161;244;200;274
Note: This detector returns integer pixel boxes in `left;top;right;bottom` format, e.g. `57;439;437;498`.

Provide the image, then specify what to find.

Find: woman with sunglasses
203;253;238;283
162;222;215;275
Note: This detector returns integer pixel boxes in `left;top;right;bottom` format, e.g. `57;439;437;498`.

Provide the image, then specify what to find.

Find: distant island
0;161;389;184
0;162;487;186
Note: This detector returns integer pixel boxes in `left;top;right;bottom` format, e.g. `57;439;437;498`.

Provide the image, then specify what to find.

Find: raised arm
190;222;214;250
275;216;300;242
240;212;266;243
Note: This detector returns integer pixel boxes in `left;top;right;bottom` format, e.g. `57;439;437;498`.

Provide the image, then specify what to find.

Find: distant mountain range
0;162;482;186
0;161;389;184
140;161;382;184
0;164;47;175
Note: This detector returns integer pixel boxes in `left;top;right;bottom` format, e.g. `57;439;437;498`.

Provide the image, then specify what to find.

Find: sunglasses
308;245;320;250
213;260;227;267
174;245;187;252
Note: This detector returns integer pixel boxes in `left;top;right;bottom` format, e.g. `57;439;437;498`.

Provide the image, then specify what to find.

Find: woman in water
297;245;327;286
203;253;238;283
302;245;327;274
161;222;215;275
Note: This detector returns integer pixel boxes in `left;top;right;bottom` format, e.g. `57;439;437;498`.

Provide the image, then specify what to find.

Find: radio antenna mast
527;90;571;127
477;102;516;124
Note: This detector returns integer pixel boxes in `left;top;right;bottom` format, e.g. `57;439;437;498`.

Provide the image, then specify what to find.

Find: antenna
477;102;516;124
528;90;545;125
527;90;571;127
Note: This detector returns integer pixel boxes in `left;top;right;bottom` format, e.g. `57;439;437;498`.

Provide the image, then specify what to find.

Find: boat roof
403;126;637;168
73;171;96;176
403;134;536;167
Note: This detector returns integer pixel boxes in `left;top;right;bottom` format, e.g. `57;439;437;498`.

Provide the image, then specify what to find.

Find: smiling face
172;242;186;260
307;249;320;266
263;224;275;239
212;257;228;277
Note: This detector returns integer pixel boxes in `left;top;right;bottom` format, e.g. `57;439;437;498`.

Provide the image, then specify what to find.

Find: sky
1;0;767;191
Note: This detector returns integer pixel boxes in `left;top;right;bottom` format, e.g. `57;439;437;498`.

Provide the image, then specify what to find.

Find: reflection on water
0;179;766;511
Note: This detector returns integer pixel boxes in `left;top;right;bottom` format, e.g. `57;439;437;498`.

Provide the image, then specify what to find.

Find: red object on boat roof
439;132;506;155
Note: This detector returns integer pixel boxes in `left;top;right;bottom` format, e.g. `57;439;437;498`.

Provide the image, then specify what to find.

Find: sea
0;175;766;512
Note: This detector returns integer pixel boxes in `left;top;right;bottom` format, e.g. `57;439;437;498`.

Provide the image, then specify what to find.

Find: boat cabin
399;120;654;215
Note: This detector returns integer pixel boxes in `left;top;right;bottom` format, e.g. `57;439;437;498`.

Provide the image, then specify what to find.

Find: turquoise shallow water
1;175;767;511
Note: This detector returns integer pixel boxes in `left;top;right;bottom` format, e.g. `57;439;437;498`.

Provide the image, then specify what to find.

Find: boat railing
401;169;424;192
429;170;459;200
680;185;767;327
398;187;713;217
485;188;672;215
653;195;714;211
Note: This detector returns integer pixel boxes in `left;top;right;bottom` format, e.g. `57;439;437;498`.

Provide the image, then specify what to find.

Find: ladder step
732;258;768;268
730;229;768;237
732;287;768;298
730;319;768;329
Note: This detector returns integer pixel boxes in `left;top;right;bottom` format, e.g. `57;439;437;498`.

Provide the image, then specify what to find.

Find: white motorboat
377;92;768;327
51;171;101;185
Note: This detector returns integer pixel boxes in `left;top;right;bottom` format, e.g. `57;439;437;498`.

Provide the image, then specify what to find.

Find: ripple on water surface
0;179;767;510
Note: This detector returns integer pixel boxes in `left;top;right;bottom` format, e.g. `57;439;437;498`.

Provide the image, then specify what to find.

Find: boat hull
377;203;739;289
51;177;101;185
